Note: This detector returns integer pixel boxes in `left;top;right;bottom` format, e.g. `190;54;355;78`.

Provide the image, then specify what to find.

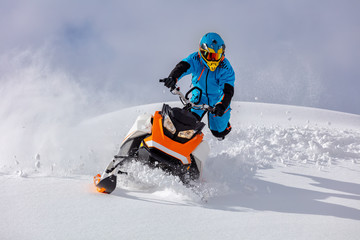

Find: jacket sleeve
168;61;190;80
218;83;234;109
217;60;235;108
175;52;199;80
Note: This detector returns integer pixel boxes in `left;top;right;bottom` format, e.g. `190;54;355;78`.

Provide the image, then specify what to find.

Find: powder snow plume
0;48;124;176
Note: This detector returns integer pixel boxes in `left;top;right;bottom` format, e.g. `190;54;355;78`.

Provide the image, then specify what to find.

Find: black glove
214;103;226;117
160;77;177;89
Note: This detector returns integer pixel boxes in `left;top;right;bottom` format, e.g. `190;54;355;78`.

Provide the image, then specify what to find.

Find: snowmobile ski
93;156;131;194
94;174;117;194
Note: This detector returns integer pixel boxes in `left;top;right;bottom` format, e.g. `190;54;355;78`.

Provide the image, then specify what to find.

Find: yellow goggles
200;49;223;61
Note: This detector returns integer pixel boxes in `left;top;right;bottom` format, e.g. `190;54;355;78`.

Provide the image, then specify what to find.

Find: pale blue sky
1;0;359;114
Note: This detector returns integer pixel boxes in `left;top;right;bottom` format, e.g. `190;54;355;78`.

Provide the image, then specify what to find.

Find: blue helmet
199;32;226;71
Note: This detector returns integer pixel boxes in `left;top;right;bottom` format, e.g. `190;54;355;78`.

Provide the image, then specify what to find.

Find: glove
160;77;177;89
214;103;226;117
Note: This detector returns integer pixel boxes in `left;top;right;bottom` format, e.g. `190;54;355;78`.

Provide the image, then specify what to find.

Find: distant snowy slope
77;101;360;173
1;101;359;177
83;101;360;130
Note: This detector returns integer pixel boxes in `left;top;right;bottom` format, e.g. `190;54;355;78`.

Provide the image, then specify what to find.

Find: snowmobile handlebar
170;85;215;113
159;79;214;112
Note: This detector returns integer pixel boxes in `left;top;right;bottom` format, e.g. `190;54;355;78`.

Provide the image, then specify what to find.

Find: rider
160;32;235;140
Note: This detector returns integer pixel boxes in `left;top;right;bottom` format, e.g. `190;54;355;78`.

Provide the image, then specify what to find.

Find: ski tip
93;174;101;186
94;174;106;193
93;174;117;194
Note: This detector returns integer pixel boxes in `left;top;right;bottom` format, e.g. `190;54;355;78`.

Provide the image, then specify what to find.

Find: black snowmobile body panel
137;144;200;183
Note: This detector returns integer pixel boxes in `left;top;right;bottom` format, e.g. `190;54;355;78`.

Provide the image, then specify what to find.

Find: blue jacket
179;52;235;107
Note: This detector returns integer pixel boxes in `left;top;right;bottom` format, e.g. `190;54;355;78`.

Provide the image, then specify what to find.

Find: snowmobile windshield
171;108;198;129
161;104;205;143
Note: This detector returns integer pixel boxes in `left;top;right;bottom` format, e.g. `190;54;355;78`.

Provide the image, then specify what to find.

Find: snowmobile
94;81;214;194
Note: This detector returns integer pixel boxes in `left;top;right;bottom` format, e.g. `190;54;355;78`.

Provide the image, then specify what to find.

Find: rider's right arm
168;61;190;80
168;52;200;81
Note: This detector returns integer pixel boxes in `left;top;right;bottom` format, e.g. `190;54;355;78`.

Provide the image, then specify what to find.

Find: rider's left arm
217;60;235;109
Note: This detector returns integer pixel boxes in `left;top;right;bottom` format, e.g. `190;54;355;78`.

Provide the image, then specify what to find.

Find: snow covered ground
1;101;360;240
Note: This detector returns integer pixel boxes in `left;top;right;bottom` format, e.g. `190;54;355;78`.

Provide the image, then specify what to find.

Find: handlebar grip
159;79;165;83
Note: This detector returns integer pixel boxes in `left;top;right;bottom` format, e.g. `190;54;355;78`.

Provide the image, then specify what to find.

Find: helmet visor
200;49;223;61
